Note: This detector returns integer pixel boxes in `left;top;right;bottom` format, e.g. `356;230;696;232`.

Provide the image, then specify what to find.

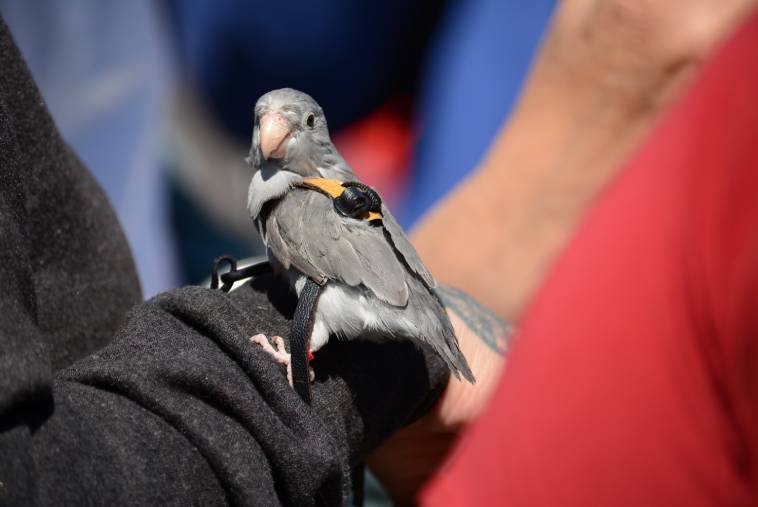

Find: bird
245;88;475;385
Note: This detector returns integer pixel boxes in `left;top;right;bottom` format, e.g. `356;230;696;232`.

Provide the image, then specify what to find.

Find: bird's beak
259;112;291;160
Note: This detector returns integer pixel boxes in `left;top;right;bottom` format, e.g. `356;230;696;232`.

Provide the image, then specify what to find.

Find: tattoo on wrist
437;286;513;355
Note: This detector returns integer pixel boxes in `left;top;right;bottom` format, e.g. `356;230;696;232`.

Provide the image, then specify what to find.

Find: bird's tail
439;322;476;384
426;288;476;384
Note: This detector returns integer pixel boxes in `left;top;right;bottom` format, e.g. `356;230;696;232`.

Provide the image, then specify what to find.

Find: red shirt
424;11;758;507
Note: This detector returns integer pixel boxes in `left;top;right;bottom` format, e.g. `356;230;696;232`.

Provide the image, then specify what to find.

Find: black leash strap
210;256;319;405
290;278;321;404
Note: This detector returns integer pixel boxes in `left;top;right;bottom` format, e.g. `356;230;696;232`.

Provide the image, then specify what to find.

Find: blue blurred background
0;0;555;298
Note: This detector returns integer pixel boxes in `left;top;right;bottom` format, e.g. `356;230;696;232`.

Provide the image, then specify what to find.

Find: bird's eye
306;113;315;128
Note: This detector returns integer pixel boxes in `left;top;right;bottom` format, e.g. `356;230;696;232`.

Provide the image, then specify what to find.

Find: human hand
367;287;511;505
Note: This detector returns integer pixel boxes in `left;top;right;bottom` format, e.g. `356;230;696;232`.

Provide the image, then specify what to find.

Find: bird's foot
250;334;314;386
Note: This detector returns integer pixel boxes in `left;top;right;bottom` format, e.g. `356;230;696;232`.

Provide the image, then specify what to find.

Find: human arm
424;12;758;503
411;0;755;321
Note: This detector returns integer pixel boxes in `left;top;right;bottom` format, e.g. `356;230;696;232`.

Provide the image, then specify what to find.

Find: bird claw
250;334;314;386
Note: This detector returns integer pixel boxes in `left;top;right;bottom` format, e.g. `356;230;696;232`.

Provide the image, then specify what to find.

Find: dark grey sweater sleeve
0;14;447;507
31;281;447;506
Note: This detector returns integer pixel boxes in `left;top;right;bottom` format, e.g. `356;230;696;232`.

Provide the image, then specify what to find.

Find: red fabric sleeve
423;10;758;507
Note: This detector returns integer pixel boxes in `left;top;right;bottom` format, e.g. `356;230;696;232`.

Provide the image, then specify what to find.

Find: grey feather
380;204;436;289
312;275;475;383
247;165;302;219
246;87;475;383
265;189;410;307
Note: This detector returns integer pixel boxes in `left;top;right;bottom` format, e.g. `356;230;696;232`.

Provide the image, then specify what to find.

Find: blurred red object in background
333;98;414;208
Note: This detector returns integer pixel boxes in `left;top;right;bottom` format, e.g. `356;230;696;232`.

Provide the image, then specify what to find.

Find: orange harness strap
299;178;383;222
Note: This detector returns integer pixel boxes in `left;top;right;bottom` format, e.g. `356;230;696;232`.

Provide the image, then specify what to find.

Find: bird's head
247;88;331;177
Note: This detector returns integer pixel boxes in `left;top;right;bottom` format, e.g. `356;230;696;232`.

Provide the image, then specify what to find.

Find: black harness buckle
333;181;382;221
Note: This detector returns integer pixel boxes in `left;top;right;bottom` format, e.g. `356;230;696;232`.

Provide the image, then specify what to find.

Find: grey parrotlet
246;88;475;384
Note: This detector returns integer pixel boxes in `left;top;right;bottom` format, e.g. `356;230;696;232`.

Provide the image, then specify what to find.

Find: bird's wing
380;204;436;289
265;188;410;307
